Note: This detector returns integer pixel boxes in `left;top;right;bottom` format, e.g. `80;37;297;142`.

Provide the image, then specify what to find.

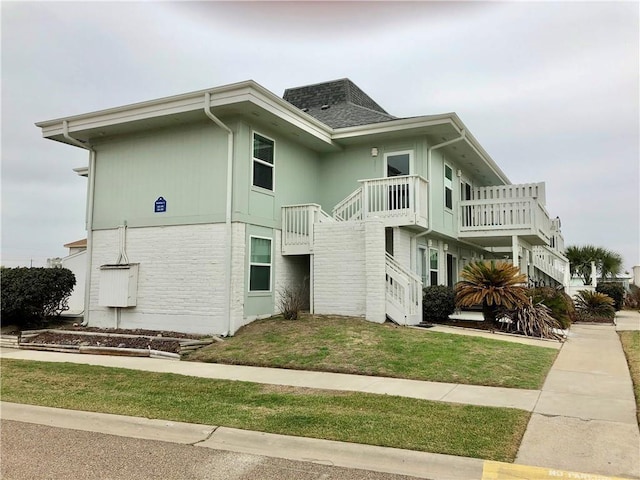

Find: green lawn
0;359;530;462
619;331;640;425
187;315;558;389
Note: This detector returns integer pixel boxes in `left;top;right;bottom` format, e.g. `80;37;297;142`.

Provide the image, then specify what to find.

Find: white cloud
1;1;638;270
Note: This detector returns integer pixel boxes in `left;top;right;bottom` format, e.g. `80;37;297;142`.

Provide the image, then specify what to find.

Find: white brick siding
365;220;386;323
393;227;413;270
229;222;246;334
274;230;310;313
314;220;385;321
89;224;228;334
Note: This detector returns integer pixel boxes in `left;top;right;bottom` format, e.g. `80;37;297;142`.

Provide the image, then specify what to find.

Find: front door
385;151;412;210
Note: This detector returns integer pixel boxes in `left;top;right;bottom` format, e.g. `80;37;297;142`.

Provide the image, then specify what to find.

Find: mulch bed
13;326;214;355
20;331;183;353
58;325;202;339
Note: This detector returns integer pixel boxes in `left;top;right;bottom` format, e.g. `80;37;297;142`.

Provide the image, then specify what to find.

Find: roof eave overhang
36;80;336;150
333;113;510;185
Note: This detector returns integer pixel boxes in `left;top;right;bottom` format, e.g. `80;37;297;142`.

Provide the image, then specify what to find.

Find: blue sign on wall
154;197;167;213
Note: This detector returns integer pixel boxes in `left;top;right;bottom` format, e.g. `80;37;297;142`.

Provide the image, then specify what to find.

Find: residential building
60;239;87;315
36;79;569;334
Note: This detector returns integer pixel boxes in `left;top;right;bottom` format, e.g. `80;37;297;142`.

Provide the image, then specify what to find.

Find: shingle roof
64;238;87;249
283;78;396;128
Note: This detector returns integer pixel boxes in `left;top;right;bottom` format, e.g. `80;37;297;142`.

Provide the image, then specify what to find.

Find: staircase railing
332;187;363;221
385;253;422;325
282;204;334;254
532;245;569;285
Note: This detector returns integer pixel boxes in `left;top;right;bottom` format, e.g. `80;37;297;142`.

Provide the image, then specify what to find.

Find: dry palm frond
455;261;528;309
574;290;615;320
501;298;565;341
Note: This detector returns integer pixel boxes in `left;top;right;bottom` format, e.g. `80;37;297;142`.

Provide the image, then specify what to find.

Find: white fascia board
36;80;335;147
453;118;510;185
334;112;511;185
331;113;461;140
241;90;334;145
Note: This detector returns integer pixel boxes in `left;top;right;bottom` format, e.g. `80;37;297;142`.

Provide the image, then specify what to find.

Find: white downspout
410;129;467;271
204;92;235;336
63;120;94;327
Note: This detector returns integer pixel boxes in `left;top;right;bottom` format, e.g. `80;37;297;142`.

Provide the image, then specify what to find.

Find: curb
0;402;483;480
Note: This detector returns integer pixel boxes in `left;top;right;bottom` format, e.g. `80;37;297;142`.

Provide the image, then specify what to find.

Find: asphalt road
1;420;418;480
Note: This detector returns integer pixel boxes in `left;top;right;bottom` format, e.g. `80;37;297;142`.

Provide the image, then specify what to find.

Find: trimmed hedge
1;267;75;327
423;285;456;322
596;283;625;311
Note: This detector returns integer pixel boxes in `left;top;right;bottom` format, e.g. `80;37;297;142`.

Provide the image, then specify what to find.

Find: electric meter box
98;263;139;307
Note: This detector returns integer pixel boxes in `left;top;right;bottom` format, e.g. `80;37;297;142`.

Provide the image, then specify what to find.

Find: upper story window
444;164;453;209
253;133;274;191
385;151;412;177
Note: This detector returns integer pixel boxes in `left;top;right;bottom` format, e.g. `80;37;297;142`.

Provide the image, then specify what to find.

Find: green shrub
596;283;625;311
529;287;575;329
574;290;615;321
1;267;76;328
625;285;640;309
423;285;456;322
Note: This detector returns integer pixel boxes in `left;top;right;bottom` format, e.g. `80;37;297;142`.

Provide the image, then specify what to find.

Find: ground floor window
429;248;439;286
249;236;272;291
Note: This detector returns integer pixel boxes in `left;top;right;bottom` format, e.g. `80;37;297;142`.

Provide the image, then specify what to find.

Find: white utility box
98;263;139;307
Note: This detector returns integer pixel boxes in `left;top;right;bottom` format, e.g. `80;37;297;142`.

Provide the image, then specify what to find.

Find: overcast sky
2;1;638;273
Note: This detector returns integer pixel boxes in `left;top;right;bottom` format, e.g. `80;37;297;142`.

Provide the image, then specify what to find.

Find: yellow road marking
482;461;628;480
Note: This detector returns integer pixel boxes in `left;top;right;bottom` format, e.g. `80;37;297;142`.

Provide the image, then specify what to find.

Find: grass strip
1;359;529;462
187;315;558;389
619;330;640;425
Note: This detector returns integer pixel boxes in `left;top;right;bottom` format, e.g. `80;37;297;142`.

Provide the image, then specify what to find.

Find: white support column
365;220;386;323
591;261;597;286
309;254;315;314
512;235;519;268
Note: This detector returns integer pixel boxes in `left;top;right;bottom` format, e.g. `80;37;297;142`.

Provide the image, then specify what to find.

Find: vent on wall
98;264;139;307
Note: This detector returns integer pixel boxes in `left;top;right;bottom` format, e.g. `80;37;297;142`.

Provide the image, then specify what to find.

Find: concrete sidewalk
515;313;640;478
2;311;639;479
0;348;542;411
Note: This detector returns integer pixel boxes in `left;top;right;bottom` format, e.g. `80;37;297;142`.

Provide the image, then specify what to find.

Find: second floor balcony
459;183;551;247
332;175;429;229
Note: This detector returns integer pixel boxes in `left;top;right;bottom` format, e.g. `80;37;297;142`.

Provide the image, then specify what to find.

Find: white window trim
384;150;414;177
248;235;273;293
251;131;276;193
444;162;454;210
429;247;439;286
418;246;428;286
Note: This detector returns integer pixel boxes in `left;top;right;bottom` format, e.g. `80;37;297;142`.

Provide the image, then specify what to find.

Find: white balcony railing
333;175;428;228
282;204;334;255
532;245;569;285
459;183;551;245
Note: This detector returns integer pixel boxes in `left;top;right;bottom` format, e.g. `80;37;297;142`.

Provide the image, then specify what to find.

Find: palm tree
565;245;623;284
455;261;529;326
599;249;623;280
